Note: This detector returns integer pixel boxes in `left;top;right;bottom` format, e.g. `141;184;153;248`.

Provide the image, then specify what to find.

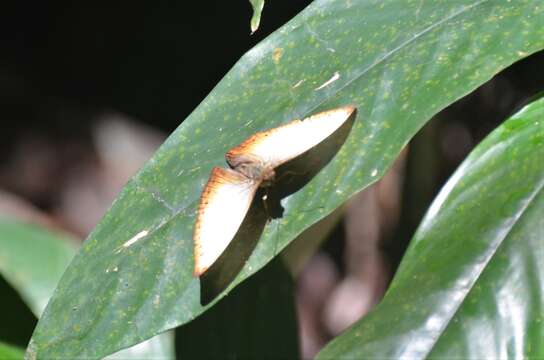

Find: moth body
193;106;357;276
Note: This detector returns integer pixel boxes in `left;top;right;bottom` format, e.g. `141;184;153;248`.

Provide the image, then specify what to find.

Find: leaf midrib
307;0;489;116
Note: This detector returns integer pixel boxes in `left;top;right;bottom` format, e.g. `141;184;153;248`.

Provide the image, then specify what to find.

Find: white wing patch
227;106;356;169
193;167;259;276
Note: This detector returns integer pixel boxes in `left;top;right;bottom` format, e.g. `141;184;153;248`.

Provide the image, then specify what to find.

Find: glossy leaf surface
29;0;544;358
318;98;544;359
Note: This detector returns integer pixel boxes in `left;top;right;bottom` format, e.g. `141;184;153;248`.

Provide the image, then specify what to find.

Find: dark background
2;1;312;142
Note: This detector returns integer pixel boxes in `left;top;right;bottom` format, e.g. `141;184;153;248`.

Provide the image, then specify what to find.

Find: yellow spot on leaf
273;48;284;64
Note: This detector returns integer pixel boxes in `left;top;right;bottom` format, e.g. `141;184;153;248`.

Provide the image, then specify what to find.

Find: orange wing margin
193;167;259;276
226;106;356;169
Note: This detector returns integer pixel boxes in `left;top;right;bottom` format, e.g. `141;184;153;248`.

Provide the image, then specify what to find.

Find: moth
193;106;357;276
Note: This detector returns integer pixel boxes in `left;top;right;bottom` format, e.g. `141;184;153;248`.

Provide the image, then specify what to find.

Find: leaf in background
0;220;76;316
318;98;544;358
249;0;265;34
176;258;298;359
28;1;544;358
0;341;25;360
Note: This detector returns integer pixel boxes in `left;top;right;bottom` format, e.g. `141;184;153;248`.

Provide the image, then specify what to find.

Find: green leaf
317;98;544;358
0;342;25;360
249;0;265;34
176;258;298;359
28;1;544;358
0;220;76;317
0;220;175;359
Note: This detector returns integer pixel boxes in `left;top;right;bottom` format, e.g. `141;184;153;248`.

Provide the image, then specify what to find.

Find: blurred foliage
0;276;35;348
0;220;76;316
318;98;544;358
0;341;25;360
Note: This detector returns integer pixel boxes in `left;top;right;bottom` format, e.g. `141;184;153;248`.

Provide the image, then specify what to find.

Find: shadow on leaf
200;108;357;303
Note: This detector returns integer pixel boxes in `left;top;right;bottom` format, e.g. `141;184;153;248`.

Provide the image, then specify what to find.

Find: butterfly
193;106;357;276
